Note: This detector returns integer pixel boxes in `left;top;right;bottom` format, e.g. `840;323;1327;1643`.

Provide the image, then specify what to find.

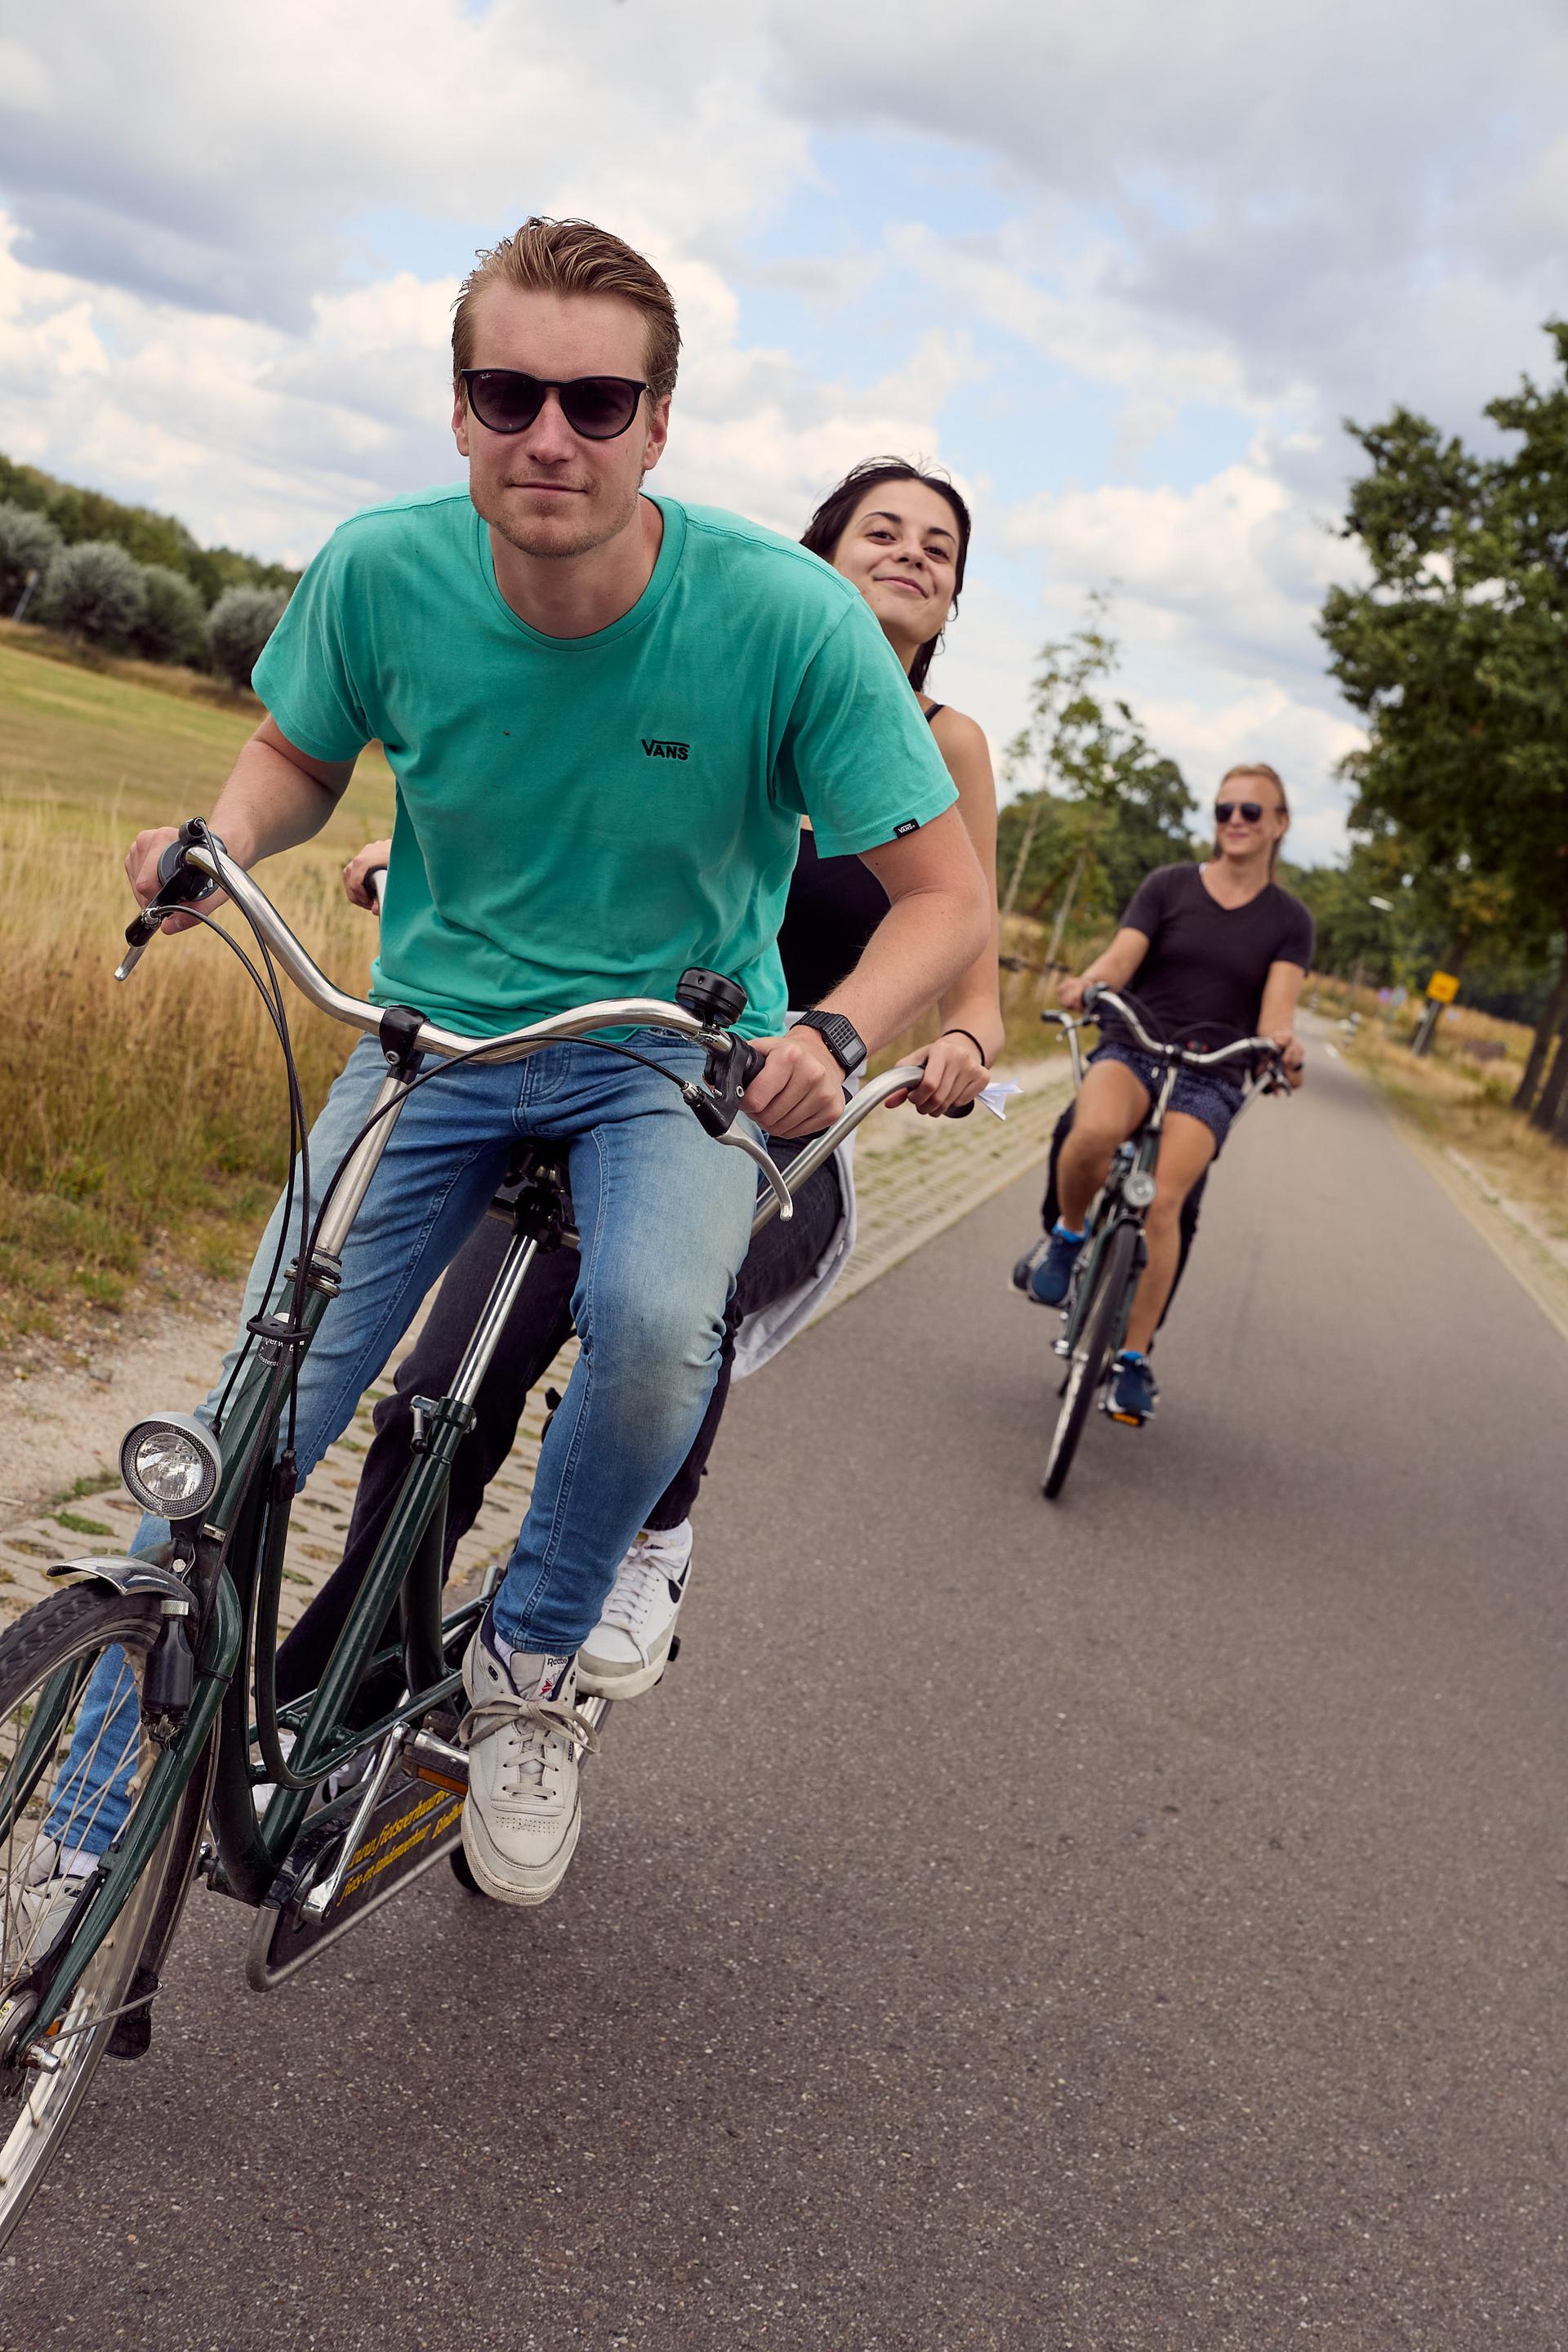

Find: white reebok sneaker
459;1621;597;1906
577;1521;693;1699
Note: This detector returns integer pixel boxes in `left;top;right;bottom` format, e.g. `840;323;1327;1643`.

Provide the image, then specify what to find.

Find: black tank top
776;704;944;1005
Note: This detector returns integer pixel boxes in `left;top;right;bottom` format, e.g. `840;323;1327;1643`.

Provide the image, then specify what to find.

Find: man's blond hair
452;217;680;401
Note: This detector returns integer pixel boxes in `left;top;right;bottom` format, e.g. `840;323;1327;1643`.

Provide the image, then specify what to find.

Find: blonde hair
452;217;680;401
1217;761;1290;875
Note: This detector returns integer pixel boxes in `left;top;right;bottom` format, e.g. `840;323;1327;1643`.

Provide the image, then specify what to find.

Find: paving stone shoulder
0;1071;1066;1628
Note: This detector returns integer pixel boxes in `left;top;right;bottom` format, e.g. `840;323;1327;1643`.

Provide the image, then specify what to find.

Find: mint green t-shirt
252;488;956;1039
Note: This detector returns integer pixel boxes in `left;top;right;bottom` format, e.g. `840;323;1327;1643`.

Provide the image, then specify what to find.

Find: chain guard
245;1756;466;1993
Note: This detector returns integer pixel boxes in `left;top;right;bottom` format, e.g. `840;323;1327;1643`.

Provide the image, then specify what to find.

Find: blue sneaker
1108;1351;1158;1423
1012;1223;1085;1307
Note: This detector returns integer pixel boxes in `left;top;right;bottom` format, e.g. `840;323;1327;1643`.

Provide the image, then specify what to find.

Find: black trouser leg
646;1145;842;1530
274;1220;579;1706
276;1144;844;1702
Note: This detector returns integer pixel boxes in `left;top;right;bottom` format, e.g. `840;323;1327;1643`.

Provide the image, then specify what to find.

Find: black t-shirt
1107;862;1314;1054
776;828;890;1007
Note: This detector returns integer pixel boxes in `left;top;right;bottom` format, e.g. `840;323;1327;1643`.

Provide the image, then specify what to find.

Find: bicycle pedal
401;1722;469;1794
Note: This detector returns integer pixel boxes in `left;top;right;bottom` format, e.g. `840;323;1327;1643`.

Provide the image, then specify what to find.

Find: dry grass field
0;636;394;1359
1;633;1074;1370
1309;975;1568;1247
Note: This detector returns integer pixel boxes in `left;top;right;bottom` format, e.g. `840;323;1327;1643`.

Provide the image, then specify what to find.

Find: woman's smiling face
830;480;961;662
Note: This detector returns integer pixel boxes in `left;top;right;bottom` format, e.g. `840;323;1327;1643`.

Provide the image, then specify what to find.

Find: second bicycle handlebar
1042;986;1290;1091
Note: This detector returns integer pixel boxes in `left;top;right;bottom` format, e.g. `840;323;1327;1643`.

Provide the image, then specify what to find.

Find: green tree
0;500;61;613
128;564;208;666
0;450;298;606
1320;326;1568;1125
207;584;289;691
996;596;1196;960
38;540;148;647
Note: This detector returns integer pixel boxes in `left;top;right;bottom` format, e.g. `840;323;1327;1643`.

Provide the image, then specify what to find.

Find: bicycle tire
0;1584;189;2252
1042;1218;1138;1501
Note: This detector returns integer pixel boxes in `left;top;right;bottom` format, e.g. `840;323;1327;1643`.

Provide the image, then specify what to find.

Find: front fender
46;1556;192;1606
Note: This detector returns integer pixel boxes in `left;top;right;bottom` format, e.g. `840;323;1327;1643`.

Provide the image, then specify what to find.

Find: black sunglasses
1214;800;1264;824
459;368;648;441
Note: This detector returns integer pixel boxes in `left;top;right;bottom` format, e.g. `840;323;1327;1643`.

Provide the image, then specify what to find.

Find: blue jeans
49;1032;757;1855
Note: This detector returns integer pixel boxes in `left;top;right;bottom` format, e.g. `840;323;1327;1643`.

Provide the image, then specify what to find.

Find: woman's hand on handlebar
884;1031;989;1116
741;1028;848;1140
343;838;392;911
1268;1030;1305;1089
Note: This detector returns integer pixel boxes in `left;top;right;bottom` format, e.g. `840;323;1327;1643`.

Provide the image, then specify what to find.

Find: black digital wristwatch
796;1009;867;1076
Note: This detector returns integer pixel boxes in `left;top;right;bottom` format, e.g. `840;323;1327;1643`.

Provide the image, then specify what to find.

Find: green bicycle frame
1057;1071;1172;1360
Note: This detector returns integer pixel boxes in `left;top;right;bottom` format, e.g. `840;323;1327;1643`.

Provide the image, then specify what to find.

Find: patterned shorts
1089;1041;1245;1152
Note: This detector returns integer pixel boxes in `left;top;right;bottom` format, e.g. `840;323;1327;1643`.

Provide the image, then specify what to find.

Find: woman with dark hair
1013;760;1312;1424
276;458;1002;1721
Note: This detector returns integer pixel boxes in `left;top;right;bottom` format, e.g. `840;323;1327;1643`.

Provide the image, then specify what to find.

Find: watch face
805;1011;865;1073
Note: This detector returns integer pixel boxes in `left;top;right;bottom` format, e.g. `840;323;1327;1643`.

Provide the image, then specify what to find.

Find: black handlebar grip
945;1100;976;1118
153;837;218;906
734;1041;764;1089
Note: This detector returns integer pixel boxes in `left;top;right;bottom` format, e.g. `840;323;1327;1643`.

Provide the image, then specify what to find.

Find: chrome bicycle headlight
119;1414;222;1520
1123;1169;1158;1209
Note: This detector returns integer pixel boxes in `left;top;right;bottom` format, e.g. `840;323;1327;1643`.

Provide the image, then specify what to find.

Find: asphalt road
4;1045;1566;2350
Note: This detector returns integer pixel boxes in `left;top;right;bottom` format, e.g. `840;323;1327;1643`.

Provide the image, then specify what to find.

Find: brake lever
680;1035;794;1218
115;821;224;982
682;1033;760;1138
716;1125;793;1218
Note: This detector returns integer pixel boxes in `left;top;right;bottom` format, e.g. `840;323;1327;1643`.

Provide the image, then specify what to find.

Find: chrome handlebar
121;843;716;1066
749;1062;924;1234
1039;1009;1086;1089
116;839;931;1223
1046;987;1286;1084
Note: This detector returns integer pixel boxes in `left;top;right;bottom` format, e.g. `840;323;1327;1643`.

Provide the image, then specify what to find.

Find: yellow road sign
1426;970;1459;1004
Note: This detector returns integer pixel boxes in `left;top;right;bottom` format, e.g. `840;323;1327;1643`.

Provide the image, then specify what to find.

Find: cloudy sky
2;0;1566;860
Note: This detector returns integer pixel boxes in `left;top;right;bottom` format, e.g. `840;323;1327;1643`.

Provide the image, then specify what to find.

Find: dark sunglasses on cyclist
1214;800;1264;824
459;368;648;441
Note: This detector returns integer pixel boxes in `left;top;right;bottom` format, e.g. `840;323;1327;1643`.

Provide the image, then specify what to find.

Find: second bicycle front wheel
0;1584;192;2252
1042;1219;1138;1501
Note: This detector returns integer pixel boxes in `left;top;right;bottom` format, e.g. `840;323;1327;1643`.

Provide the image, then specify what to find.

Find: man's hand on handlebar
1054;972;1089;1014
741;1028;848;1140
126;825;227;933
343;838;392;911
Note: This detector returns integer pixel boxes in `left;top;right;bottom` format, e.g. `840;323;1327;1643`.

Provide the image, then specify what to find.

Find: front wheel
1042;1219;1138;1501
0;1584;190;2252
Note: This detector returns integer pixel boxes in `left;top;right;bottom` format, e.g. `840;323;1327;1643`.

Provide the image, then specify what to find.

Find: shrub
207;584;289;692
38;539;148;646
128;563;207;666
0;501;63;613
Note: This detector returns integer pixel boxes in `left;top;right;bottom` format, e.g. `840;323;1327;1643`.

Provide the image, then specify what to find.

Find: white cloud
0;4;801;326
1004;448;1363;679
4;0;1568;865
1137;684;1364;863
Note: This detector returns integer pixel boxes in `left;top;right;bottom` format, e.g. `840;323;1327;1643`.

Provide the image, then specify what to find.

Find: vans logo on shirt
893;818;920;836
641;738;689;760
